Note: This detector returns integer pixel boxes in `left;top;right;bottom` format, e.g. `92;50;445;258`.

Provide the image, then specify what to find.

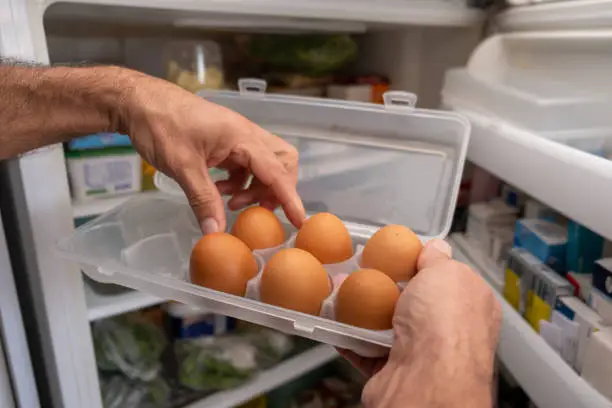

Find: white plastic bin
66;148;142;201
58;79;470;357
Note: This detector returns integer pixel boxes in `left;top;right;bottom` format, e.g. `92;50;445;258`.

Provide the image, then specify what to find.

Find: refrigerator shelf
499;0;612;31
41;0;483;28
449;233;612;408
449;106;612;243
184;344;337;408
84;281;163;321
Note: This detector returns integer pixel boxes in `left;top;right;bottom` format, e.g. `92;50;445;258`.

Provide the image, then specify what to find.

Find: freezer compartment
443;68;612;133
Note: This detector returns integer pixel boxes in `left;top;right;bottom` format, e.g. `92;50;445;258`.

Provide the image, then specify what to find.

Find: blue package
555;298;576;320
566;221;604;275
514;219;567;274
501;184;525;209
68;133;132;150
168;313;237;339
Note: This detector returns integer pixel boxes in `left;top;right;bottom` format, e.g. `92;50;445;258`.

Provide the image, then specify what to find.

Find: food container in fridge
57;79;470;357
165;40;224;92
66;147;142;201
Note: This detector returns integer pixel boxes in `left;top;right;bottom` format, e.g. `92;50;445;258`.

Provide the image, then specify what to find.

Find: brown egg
361;225;423;282
335;269;400;330
231;206;286;250
294;212;353;264
190;232;259;296
260;248;331;315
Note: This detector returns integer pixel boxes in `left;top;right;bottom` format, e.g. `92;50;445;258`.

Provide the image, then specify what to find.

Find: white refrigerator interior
2;0;612;407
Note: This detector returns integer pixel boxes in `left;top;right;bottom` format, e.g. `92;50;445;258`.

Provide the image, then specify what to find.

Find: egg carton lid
154;78;470;242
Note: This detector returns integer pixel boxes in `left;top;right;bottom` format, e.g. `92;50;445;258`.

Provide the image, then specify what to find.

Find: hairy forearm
0;64;138;159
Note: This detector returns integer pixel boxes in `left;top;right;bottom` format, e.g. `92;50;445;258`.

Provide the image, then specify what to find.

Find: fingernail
429;239;452;258
201;218;219;235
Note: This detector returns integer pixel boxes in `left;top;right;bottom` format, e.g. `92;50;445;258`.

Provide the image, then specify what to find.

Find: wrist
76;66;142;135
375;330;495;407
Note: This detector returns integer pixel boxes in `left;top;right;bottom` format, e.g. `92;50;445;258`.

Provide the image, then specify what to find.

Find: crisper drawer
57;79;470;357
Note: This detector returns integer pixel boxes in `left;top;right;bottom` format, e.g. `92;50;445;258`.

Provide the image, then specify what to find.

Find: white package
556;296;609;373
524;199;557;221
466;200;518;254
67;152;142;201
551;311;580;367
539;320;562;354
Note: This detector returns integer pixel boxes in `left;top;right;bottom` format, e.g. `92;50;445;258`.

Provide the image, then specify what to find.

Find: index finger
233;142;305;228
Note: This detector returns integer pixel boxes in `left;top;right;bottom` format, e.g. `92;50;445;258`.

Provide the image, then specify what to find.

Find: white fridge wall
357;26;482;108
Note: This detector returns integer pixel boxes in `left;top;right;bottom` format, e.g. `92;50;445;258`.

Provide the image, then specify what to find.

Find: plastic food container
165;40;224;92
66;147;142;201
58;79;470;357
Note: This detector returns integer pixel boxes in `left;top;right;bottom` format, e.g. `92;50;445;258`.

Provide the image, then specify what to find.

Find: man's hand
119;72;305;233
0;64;305;233
341;239;501;408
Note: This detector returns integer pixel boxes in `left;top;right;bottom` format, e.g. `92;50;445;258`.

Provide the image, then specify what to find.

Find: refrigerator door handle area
0;214;40;408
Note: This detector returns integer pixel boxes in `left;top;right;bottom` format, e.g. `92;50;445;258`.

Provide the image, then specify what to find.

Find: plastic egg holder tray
60;196;399;357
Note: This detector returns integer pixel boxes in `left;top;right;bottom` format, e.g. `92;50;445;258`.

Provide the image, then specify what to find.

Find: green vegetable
99;374;170;408
247;35;357;76
93;316;166;381
176;337;257;392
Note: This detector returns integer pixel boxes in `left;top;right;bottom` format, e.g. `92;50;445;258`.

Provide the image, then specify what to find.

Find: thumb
417;239;453;271
175;166;226;234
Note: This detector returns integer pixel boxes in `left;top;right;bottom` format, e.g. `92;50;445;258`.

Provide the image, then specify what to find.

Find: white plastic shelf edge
498;0;612;31
85;282;164;321
450;106;612;243
40;0;483;27
185;344;338;408
450;234;612;408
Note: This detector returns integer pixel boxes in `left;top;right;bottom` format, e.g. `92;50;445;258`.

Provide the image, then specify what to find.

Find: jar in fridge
165;40;224;92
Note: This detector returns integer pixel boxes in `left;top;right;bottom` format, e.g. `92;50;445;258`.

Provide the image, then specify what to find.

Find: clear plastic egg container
60;195;395;356
58;80;470;356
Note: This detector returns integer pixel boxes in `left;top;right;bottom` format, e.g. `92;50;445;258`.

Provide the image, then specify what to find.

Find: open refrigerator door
442;3;612;407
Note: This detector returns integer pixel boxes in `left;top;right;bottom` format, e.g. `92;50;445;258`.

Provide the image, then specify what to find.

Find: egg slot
121;232;185;278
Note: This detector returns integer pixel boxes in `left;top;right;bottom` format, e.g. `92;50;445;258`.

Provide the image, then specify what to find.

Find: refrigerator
1;0;612;407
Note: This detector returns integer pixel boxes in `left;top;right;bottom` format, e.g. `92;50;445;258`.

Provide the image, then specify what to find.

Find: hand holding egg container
57;80;470;357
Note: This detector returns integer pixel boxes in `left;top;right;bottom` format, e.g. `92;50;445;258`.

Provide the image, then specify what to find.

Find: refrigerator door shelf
450;233;612;408
442;30;612;242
